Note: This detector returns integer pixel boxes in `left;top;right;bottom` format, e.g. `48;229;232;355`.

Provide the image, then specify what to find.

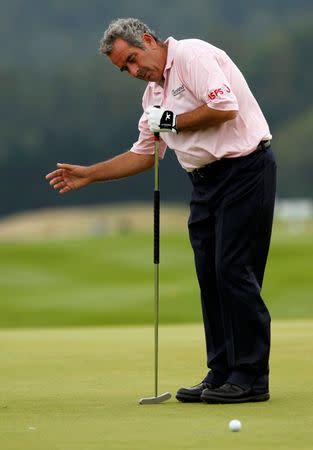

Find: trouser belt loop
257;140;271;151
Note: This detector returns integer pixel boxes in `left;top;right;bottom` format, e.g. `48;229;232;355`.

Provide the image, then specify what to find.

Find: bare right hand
45;163;92;194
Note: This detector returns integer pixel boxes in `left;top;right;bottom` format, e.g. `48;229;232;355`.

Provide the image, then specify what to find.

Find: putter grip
154;190;160;264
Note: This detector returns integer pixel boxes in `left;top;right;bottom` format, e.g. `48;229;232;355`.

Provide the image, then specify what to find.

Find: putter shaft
138;130;171;405
154;134;160;398
154;263;159;397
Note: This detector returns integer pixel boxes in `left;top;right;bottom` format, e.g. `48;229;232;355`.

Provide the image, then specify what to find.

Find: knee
215;259;241;283
216;260;261;296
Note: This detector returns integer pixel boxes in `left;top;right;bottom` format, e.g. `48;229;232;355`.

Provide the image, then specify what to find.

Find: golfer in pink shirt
46;18;276;404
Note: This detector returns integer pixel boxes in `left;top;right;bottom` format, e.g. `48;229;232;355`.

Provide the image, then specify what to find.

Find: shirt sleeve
177;47;239;111
130;111;167;159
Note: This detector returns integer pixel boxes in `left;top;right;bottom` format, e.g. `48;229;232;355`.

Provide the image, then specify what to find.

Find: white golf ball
229;419;241;432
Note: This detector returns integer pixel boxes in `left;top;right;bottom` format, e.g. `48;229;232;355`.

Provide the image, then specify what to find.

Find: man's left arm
146;104;237;134
175;105;237;132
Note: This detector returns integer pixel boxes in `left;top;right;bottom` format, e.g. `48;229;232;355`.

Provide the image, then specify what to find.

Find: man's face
108;34;166;83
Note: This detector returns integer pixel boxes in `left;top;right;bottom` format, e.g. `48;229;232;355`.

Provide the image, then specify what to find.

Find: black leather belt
190;140;271;181
256;139;271;151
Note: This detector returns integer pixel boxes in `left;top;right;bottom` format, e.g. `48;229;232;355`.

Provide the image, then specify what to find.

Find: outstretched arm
45;150;155;194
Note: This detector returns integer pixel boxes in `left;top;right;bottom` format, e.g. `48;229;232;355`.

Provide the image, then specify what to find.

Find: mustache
137;69;148;78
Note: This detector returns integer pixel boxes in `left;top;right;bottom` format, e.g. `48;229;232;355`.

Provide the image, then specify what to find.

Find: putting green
1;321;313;449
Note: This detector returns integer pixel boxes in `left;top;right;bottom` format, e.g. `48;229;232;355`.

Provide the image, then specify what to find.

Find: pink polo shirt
130;37;271;171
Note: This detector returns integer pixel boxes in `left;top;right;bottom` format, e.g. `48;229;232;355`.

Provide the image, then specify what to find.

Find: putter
138;129;171;405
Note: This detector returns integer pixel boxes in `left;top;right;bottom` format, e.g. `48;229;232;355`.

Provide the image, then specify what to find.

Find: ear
142;33;157;49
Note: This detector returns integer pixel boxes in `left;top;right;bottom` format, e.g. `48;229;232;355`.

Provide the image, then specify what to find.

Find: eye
120;54;136;72
120;53;137;73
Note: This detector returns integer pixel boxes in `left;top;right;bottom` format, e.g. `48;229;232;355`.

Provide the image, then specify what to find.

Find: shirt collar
163;36;179;75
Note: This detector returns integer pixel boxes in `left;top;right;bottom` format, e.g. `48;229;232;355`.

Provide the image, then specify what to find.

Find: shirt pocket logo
171;85;185;97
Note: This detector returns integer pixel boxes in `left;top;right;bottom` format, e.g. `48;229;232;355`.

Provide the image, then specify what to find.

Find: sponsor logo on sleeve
208;84;231;101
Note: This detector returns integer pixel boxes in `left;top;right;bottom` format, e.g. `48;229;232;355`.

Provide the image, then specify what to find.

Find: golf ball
229;419;241;432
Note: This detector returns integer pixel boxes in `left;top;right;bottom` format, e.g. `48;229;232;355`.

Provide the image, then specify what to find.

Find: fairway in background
0;223;312;328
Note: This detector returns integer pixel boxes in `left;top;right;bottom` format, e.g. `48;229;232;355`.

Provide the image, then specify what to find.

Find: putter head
139;392;171;405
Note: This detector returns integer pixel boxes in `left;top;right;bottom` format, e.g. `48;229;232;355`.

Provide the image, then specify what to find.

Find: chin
150;75;162;83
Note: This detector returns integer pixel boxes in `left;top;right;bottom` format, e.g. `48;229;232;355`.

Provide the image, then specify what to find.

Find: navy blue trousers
188;146;277;390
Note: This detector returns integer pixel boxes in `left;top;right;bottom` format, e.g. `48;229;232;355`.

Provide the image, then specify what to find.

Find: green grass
0;227;313;327
1;321;313;450
1;224;312;449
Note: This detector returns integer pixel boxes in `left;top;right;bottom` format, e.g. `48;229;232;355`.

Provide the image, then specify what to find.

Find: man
46;18;276;404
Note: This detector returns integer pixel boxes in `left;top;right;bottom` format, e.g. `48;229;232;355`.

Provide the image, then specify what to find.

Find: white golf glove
146;106;178;134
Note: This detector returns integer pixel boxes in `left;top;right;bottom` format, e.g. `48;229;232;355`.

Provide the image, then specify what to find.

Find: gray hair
99;18;159;55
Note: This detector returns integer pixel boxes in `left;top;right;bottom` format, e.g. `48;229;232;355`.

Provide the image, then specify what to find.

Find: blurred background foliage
0;0;313;216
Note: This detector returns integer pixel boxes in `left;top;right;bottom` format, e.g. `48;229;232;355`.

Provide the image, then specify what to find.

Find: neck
158;42;168;87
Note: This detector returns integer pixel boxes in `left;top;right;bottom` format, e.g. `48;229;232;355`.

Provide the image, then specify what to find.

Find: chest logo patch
172;85;185;96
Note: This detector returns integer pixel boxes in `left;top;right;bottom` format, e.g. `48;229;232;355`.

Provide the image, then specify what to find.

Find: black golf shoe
201;383;270;404
176;381;216;403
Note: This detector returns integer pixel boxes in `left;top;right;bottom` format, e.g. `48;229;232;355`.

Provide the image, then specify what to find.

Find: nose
128;63;139;78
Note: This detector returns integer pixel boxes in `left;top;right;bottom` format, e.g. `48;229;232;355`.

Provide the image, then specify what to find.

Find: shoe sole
201;392;270;404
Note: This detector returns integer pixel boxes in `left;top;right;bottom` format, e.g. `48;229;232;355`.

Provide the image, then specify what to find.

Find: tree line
0;3;312;216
